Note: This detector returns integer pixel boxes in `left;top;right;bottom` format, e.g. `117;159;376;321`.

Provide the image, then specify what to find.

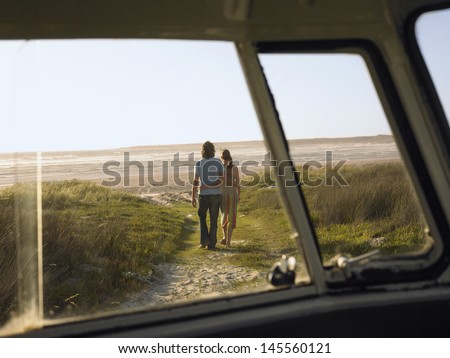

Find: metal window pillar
236;41;327;293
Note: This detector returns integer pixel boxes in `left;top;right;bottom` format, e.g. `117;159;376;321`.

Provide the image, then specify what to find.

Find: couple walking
191;141;240;251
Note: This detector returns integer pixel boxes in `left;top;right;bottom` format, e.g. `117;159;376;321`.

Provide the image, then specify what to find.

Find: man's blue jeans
198;194;221;250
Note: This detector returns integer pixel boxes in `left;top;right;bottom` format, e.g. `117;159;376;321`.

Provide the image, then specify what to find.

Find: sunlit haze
0;9;448;153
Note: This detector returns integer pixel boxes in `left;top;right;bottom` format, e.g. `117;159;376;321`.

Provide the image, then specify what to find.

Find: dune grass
175;162;425;278
0;180;186;323
234;162;425;263
301;162;425;260
0;162;426;325
0;196;17;327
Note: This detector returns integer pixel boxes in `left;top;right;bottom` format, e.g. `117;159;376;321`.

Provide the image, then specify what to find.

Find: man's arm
192;174;200;208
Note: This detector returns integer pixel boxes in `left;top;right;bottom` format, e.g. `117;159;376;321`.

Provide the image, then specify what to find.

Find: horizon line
0;133;393;156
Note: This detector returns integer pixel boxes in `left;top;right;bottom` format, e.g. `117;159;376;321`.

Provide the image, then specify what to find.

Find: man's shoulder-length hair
201;141;215;159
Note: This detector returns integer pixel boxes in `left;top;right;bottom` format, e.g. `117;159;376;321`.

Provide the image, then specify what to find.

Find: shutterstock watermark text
101;151;348;188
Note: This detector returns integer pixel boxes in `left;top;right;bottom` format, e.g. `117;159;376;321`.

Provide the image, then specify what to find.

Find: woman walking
220;149;240;247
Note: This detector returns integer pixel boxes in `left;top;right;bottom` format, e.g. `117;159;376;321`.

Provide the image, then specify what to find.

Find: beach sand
0;135;400;191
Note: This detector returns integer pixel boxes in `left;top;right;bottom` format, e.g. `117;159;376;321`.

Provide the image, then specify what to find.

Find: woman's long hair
221;149;233;168
221;149;233;185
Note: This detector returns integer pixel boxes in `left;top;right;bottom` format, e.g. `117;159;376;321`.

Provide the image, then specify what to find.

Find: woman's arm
233;165;241;200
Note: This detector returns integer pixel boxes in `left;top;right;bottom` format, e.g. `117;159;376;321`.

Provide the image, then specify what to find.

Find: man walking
191;141;223;251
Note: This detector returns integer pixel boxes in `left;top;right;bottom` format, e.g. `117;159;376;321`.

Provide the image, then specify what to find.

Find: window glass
0;40;306;333
416;8;450;124
259;53;428;263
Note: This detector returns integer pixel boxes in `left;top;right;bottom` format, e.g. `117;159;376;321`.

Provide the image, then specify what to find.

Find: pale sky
0;8;448;153
416;8;450;122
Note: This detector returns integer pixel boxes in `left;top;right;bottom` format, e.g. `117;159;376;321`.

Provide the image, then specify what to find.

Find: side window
0;40;307;333
259;52;428;264
416;8;450;125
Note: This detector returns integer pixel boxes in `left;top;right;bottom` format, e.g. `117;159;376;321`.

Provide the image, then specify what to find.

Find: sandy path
120;252;265;309
120;211;267;309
